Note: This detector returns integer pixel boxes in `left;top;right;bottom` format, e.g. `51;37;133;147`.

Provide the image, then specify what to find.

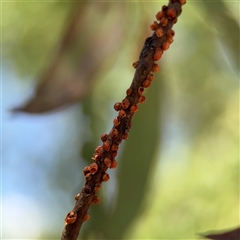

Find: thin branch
61;1;186;239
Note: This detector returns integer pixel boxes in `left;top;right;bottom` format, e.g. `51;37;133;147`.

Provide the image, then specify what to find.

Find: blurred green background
2;1;239;239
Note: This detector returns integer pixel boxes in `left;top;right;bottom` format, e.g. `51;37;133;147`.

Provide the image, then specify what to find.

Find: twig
61;1;186;239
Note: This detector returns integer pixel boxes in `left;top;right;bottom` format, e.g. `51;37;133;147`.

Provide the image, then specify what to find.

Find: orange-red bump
94;183;101;192
112;151;117;157
92;196;100;205
111;128;119;137
104;157;112;167
74;193;80;200
150;21;159;31
121;98;130;109
160;17;168;27
113;117;120;126
114;102;122;111
118;109;126;118
156;11;164;21
173;18;178;24
95;146;102;154
102;173;110;182
110;159;118;169
138;87;144;95
92;153;100;161
155;28;164;38
111;144;118;151
151;63;160;73
101;134;108;142
126;88;132;96
122;133;129;140
138;95;146;103
83;213;90;222
167;29;175;39
167;8;176;19
132;61;139;68
89;163;98;175
83;166;90;176
130;104;138;113
162;41;170;51
85;172;92;181
180;0;186;5
153;48;163;61
148;74;154;82
103;141;111;151
65;211;77;225
143;79;151;88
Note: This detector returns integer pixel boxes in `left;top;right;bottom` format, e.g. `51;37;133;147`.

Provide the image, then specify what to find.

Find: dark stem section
61;1;185;239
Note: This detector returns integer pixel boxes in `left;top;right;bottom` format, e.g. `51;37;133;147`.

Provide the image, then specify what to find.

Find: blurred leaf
12;2;126;113
165;7;237;142
80;94;107;163
200;227;240;240
201;1;240;74
2;2;71;76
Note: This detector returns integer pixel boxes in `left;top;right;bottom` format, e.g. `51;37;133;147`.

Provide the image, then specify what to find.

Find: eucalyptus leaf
201;1;239;74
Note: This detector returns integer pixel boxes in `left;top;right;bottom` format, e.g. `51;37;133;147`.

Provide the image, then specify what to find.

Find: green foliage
2;2;72;77
3;1;239;239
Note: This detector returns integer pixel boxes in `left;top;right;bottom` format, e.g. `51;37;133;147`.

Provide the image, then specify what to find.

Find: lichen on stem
61;1;186;239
